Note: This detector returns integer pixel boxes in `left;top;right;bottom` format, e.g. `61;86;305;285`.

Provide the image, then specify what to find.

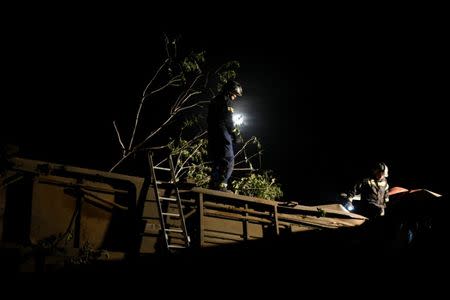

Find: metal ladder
148;152;190;251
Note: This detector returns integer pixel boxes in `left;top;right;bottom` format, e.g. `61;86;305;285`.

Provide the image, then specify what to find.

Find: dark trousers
210;156;234;187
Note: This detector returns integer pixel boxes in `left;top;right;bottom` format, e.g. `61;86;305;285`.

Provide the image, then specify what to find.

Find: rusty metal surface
1;157;145;253
2;157;368;257
29;176;114;248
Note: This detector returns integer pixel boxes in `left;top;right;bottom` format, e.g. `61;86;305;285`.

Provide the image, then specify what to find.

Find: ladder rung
149;154;189;252
168;245;186;249
162;212;180;217
165;228;183;233
160;196;177;202
154;166;171;171
156;180;174;185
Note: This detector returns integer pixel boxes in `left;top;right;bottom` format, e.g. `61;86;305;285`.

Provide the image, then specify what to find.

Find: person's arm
224;99;235;134
339;181;362;211
346;180;364;202
384;182;390;203
223;99;242;143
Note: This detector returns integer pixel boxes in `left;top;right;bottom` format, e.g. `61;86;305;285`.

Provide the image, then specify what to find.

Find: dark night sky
1;4;448;201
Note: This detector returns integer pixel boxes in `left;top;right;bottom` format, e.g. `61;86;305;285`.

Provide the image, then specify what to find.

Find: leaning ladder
148;152;190;251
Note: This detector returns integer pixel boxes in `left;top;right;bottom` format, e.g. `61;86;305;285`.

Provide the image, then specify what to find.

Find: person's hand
342;199;354;212
236;135;244;144
233;133;244;144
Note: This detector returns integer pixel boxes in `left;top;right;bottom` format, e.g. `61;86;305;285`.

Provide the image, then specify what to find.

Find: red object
388;186;409;196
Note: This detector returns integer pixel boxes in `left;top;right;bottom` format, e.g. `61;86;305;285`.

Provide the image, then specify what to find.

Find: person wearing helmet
341;162;390;219
207;80;243;192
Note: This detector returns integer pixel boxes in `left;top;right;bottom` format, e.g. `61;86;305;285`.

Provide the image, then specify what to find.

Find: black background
1;4;447;202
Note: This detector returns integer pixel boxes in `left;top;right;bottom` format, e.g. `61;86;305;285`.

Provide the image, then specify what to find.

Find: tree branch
171;75;203;114
234;137;257;158
173;94;204;114
177;130;207;162
132;113;175;152
143;75;183;101
110;115;175;172
142;58;169;98
233;168;257;171
109;151;132;172
128;59;170;151
234;151;263;167
175;142;204;178
113;121;126;154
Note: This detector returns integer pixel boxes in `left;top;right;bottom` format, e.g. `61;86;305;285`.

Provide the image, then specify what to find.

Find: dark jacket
207;94;236;158
347;177;389;209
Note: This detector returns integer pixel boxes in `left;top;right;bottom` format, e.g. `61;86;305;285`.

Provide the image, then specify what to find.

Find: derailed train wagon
0;156;418;271
0;157;146;269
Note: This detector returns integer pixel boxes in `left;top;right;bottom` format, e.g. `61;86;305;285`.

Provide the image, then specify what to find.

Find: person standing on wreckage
207;80;243;193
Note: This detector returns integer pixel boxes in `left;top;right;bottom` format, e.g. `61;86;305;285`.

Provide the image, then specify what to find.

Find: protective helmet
373;162;389;178
222;80;243;97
